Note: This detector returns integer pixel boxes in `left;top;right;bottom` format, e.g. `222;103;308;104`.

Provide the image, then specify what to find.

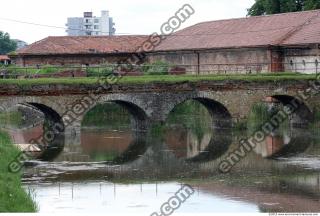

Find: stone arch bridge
0;80;319;137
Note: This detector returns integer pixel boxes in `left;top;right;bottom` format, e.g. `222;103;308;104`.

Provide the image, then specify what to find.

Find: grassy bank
0;131;37;212
0;73;317;86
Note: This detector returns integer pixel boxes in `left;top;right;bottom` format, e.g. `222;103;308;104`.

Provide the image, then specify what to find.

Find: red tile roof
281;11;320;46
155;10;320;51
0;55;10;60
16;10;320;55
17;35;149;55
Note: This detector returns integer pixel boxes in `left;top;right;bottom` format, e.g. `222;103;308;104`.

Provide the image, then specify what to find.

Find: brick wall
11;53;139;66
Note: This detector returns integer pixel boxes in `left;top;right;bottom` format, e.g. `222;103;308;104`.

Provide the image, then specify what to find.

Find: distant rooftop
0;55;10;60
16;36;149;55
155;9;320;51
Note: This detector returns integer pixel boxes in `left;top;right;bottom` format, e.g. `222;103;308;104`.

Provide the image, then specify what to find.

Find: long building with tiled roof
11;10;320;73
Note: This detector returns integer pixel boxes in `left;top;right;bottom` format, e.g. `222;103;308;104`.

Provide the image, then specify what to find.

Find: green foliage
0;73;316;86
248;0;320;16
248;103;272;132
304;0;320;9
150;123;166;138
309;108;320;129
4;65;62;75
314;109;320;121
89;151;120;162
167;100;212;142
86;66;114;77
142;61;169;75
82;103;130;128
248;102;278;134
39;66;60;74
0;31;17;54
0;131;37;212
233;119;248;130
0;111;23;128
247;102;289;133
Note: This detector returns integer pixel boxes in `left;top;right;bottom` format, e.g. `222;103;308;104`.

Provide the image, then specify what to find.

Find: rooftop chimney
84;12;93;18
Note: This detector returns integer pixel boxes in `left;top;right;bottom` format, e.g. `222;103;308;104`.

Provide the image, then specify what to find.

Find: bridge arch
25;103;65;156
1;96;65;132
27;102;64;130
3;97;64;121
80;99;149;132
1;99;65;161
164;97;232;129
265;95;313;126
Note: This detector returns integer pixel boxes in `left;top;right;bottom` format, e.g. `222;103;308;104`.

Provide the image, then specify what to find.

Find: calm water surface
2;104;320;213
18;126;320;213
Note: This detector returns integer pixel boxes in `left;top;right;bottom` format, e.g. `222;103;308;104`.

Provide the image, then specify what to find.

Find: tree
247;0;320;16
248;0;267;15
304;0;320;10
0;31;17;55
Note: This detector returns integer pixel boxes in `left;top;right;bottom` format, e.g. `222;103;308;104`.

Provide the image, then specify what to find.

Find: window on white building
290;60;294;66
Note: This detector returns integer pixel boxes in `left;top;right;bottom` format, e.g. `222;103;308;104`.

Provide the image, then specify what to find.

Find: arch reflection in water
165;127;232;162
187;129;232;162
254;128;313;158
38;132;65;161
111;132;148;164
78;129;148;164
164;99;232;162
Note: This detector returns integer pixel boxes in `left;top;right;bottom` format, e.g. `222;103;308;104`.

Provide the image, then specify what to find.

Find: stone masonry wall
147;48;272;75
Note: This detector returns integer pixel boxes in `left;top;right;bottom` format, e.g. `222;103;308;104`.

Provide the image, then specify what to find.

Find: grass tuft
0;73;317;86
0;131;37;212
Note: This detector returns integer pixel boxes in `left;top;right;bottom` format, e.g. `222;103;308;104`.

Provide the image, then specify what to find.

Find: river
2;103;320;213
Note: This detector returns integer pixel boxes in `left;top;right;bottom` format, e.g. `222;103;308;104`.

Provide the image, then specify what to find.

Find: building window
94;25;99;29
290;60;294;66
94;19;99;23
302;60;306;67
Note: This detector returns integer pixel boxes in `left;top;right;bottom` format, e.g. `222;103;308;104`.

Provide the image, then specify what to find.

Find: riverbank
0;73;317;86
0;131;37;212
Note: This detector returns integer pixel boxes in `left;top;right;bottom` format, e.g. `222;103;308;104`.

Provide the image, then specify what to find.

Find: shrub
247;102;289;133
142;61;169;75
38;66;59;74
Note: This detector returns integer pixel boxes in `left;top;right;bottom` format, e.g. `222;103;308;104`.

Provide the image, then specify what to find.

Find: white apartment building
66;11;116;36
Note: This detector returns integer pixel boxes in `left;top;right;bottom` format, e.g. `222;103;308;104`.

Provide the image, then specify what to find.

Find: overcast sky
0;0;255;44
